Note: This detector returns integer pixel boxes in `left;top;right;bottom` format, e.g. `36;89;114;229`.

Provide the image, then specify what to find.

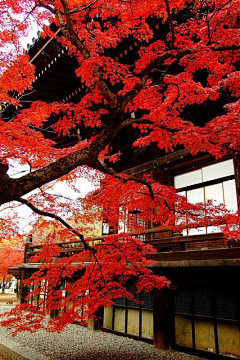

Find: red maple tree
0;244;24;294
0;0;239;333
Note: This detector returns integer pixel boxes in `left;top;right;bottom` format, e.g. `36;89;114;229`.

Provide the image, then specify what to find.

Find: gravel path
0;306;204;360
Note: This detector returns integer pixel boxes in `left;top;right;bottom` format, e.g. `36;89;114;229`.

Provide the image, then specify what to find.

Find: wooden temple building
5;21;240;360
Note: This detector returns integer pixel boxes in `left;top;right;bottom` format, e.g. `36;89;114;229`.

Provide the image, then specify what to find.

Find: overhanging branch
17;198;94;252
96;160;155;201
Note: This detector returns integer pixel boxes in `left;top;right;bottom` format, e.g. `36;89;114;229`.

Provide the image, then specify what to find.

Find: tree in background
0;0;239;333
0;242;24;294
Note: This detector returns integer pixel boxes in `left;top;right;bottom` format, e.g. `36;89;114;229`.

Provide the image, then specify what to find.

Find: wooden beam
148;247;240;261
124;149;191;176
145;232;224;245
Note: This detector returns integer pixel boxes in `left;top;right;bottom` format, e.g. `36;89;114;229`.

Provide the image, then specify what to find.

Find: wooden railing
24;227;240;264
24;240;85;263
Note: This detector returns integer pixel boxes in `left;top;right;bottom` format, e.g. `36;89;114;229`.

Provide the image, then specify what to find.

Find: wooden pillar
233;152;240;209
20;235;33;304
24;235;32;263
87;317;96;330
171;233;185;251
153;288;170;349
87;307;103;330
20;269;29;304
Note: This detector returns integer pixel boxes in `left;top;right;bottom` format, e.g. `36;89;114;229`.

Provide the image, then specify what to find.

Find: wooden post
87;317;96;330
24;234;32;263
153;288;170;349
171;232;185;251
20;269;29;304
87;307;103;330
233;152;240;209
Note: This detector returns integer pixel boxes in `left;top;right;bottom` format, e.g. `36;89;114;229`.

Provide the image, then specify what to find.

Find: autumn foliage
0;242;24;293
0;0;240;333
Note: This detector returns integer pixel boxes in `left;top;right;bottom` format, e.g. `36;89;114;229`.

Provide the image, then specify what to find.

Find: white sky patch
0;8;49;76
50;178;95;199
20;26;41;50
20;17;49;50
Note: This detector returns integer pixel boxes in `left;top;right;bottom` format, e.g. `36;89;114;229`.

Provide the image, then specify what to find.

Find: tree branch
35;1;56;14
118;118;153;131
35;0;117;107
96;160;155;201
67;0;100;14
122;50;176;106
164;0;175;46
12;5;37;40
17;198;94;252
122;42;240;107
58;0;117;107
108;118;153;147
211;45;240;51
0;127;111;206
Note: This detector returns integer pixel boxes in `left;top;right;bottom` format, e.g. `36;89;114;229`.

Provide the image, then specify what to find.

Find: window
174;159;238;235
104;282;153;339
102;221;109;235
118;208;147;241
174;283;240;357
174;159;235;188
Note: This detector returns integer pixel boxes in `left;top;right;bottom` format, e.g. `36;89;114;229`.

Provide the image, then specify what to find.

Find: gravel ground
0;306;204;360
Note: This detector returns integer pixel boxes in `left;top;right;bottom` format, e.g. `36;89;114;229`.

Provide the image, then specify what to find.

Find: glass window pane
142;291;153;310
176;191;187;231
186;189;205;235
102;222;109;235
205;183;224;205
127;283;140;308
215;288;239;321
202;159;234;182
182;229;188;236
187;188;204;204
174;169;202;189
207;226;222;234
115;297;126;306
118;207;127;233
188;227;206;235
178;191;186;197
223;180;238;212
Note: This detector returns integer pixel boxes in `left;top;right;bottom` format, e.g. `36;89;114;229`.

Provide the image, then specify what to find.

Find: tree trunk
2;277;6;294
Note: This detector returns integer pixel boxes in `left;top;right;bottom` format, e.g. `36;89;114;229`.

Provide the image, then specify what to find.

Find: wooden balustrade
24;227;239;263
25;240;85;262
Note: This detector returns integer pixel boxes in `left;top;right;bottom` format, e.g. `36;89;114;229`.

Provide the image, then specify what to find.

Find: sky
20;27;40;50
20;20;44;50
